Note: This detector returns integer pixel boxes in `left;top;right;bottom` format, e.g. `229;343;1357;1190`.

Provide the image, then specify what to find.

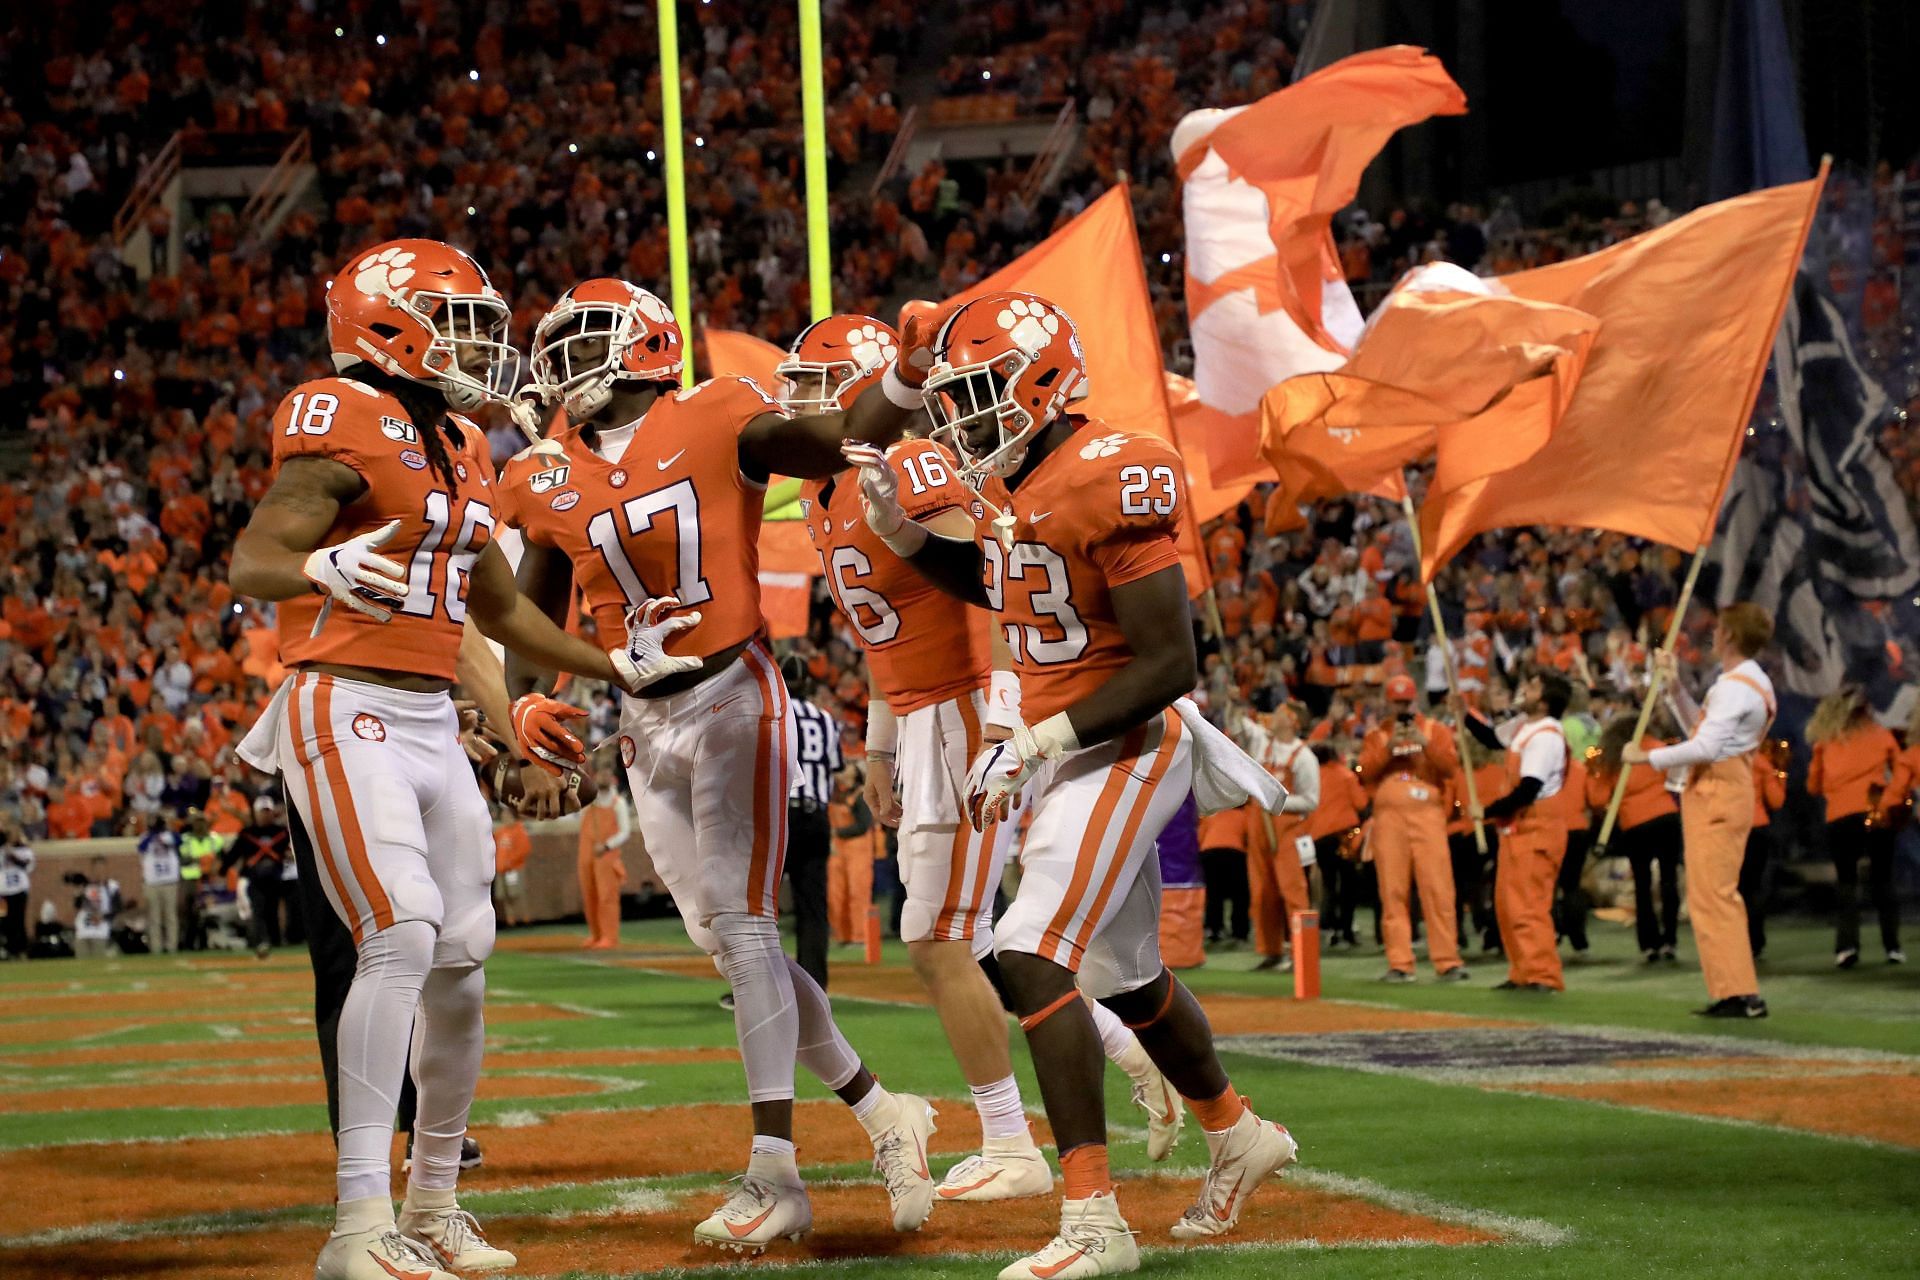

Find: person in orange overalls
1802;683;1903;967
576;770;630;950
1463;673;1572;992
1358;675;1466;982
1243;704;1320;972
828;768;883;946
493;809;531;929
1623;604;1780;1015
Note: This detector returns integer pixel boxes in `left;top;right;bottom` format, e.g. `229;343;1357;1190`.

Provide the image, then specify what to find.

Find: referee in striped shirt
783;654;842;987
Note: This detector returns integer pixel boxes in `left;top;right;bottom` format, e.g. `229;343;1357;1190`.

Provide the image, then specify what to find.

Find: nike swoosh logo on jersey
657;449;687;470
842;518;860;531
1028;510;1053;523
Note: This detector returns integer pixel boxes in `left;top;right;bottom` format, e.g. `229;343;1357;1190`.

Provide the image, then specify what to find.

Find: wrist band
866;701;899;757
983;669;1022;729
881;363;926;410
1028;711;1080;759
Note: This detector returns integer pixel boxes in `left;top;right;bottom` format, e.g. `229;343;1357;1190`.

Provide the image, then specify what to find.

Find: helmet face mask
924;358;1036;488
418;291;520;409
529;282;684;420
775;358;860;414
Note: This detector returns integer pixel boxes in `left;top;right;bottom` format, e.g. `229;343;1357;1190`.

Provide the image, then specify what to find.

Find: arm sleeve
605;799;632;851
1483;776;1543;820
1280;750;1320;814
1462;712;1503;752
1646;683;1744;771
1664;677;1703;732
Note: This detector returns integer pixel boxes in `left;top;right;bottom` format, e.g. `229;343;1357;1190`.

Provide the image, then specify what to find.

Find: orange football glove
510;694;587;776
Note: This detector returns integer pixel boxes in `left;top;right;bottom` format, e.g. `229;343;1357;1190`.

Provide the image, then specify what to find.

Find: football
480;752;598;814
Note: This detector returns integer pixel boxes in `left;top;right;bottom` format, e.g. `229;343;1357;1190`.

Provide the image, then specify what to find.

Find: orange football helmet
327;238;516;410
922;290;1088;487
530;278;683;418
775;314;900;414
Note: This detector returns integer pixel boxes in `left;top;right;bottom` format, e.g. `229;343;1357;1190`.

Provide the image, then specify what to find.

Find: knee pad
712;912;785;978
900;896;937;945
434;900;495;969
358;918;436;985
969;920;995;961
1077;930;1163;1001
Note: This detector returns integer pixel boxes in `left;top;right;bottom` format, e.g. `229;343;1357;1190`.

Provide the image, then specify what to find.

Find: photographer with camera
1359;676;1468;983
71;856;121;958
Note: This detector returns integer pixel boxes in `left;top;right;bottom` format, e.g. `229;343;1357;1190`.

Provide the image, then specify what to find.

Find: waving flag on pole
945;184;1213;597
1174;46;1467;484
1418;171;1827;578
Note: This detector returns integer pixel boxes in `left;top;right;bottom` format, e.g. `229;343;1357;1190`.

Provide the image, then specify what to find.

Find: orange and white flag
1175;46;1467;484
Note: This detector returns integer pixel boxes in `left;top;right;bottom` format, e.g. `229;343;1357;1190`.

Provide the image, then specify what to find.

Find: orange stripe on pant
1683;757;1761;1000
1372;779;1461;974
1496;815;1565;989
742;644;787;917
936;693;989;937
1039;724;1150;964
287;674;362;945
1067;712;1185;960
310;676;395;934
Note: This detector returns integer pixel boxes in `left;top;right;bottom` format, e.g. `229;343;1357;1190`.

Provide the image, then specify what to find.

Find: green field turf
1;915;1914;1279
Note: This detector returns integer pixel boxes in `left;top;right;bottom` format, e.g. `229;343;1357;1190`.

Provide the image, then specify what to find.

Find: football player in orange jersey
496;280;937;1253
847;292;1297;1279
781;317;1182;1206
229;240;697;1280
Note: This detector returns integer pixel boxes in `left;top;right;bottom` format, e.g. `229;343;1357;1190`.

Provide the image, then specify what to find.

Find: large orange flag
1419;172;1827;578
946;185;1212;596
1176;46;1468;484
1260;263;1596;504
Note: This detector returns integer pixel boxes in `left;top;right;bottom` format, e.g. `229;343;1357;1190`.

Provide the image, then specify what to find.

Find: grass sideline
0;915;1914;1278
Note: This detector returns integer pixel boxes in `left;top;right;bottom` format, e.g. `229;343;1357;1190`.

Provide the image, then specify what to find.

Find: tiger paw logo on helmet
354;247;417;297
996;297;1061;355
846;323;897;370
1080;433;1127;460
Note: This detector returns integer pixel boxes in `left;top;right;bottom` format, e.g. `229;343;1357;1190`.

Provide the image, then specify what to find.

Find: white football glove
509;386;567;460
840;440;926;555
303;519;408;628
962;714;1078;831
609;596;704;694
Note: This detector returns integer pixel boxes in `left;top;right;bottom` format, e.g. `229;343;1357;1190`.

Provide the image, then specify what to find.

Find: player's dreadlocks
341;361;464;492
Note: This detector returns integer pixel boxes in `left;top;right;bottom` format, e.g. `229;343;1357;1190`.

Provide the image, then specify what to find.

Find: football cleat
692;1175;812;1254
868;1092;939;1230
936;1134;1054;1201
395;1202;516;1273
1170;1102;1299;1239
314;1227;458;1280
1129;1064;1183;1162
997;1192;1140;1279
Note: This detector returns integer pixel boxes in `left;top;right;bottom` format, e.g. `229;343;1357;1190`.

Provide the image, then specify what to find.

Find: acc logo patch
609;468;629;489
527;465;570;493
618;736;636;768
350;714;387;743
399;450;428;470
379;415;418;442
550;491;581;511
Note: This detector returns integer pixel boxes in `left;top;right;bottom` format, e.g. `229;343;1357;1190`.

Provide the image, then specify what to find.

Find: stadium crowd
0;0;1913;970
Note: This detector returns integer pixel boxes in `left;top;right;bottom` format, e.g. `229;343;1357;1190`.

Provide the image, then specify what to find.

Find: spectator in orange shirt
1353;580;1395;663
1743;736;1790;959
1196;795;1250;948
45;785;94;840
1592;718;1683;963
1308;742;1368;948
